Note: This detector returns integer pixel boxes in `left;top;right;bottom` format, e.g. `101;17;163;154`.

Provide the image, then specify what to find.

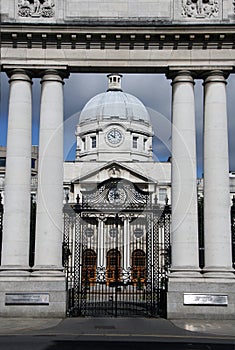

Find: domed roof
79;74;150;124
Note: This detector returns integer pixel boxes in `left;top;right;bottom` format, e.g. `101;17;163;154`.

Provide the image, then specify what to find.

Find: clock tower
75;74;153;162
63;74;171;318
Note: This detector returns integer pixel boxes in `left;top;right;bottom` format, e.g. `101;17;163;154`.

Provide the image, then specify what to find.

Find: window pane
91;136;96;148
159;188;167;202
82;138;86;150
133;136;138;149
0;158;6;167
31;159;36;169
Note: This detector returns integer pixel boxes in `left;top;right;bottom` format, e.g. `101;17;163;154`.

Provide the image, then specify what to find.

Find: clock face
106;128;123;145
107;187;126;205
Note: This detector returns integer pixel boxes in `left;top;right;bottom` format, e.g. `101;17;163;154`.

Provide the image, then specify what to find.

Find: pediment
71;161;156;185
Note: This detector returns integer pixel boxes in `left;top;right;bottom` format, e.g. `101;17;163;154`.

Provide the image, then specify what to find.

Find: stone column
203;71;234;277
1;69;32;272
34;70;65;274
170;71;200;276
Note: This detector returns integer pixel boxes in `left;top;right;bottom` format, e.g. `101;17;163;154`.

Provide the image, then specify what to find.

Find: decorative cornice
1;26;235;51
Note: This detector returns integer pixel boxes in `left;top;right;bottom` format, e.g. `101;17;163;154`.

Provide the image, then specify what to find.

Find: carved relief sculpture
18;0;55;18
182;0;219;18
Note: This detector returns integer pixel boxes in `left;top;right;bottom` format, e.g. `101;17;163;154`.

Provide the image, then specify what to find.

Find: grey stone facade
1;0;235;320
1;0;235;24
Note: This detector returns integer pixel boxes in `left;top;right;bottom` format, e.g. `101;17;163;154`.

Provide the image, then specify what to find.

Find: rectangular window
31;159;36;169
82;137;86;150
133;136;138;149
91;136;96;149
143;138;147;150
159;188;167;202
0;157;6;167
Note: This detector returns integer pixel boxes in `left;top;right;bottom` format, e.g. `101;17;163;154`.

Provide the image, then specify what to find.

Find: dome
79;74;150;124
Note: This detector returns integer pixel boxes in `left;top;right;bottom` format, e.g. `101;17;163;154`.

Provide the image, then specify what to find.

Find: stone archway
0;0;235;319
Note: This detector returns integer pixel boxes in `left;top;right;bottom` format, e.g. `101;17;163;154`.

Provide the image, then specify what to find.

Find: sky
1;71;235;178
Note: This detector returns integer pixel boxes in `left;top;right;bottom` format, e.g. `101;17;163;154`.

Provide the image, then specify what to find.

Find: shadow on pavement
43;340;235;350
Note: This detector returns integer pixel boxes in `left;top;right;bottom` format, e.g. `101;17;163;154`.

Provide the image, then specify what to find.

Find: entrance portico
0;0;235;318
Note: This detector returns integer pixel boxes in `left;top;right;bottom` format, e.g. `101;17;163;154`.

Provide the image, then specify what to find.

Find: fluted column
170;71;200;276
1;69;32;272
203;71;234;277
34;70;65;274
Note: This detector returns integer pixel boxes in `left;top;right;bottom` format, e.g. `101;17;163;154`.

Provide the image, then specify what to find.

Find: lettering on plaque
184;293;228;306
5;293;50;305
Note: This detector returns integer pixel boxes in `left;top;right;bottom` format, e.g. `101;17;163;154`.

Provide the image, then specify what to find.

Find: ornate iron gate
63;179;171;318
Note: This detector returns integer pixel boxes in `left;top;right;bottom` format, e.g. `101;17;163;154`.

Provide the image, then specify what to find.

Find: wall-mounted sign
5;293;49;305
184;293;228;306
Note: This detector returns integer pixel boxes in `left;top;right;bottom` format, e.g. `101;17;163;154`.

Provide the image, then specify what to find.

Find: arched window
132;249;146;283
82;249;97;284
106;249;121;283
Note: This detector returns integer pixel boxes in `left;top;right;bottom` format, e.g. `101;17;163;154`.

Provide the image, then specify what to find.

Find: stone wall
1;0;235;25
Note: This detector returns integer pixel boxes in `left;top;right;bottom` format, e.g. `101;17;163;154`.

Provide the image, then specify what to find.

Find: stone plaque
184;293;228;306
65;0;172;20
5;293;49;305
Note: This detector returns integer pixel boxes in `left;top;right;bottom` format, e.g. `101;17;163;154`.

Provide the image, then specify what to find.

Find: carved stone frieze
182;0;219;18
18;0;55;18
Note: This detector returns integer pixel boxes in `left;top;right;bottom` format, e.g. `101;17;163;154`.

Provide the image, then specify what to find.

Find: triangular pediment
71;161;156;185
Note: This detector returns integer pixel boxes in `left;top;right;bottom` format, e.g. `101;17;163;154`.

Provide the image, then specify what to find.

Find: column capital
7;69;33;84
203;70;228;85
40;69;69;84
168;70;195;86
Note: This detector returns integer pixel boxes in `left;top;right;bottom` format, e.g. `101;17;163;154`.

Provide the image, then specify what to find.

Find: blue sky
1;72;235;178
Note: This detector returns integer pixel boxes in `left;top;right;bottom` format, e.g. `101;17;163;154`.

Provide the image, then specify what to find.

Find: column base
32;266;65;277
202;267;235;279
0;266;31;276
167;277;235;319
169;267;202;278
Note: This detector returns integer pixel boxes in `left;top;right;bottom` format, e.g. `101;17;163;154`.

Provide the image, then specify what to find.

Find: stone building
62;74;171;316
0;146;38;197
1;0;235;319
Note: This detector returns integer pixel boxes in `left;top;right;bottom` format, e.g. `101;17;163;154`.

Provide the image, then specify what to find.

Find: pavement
0;316;234;342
